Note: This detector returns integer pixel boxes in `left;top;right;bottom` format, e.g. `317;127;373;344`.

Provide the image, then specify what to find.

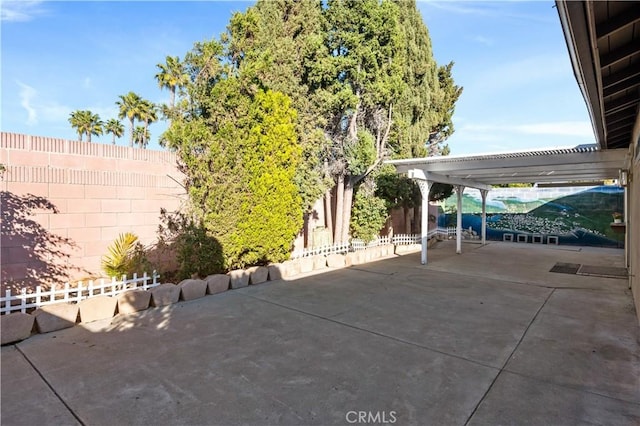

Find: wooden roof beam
596;8;640;40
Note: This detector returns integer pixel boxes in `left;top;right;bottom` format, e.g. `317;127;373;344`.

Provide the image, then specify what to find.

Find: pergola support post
455;185;465;254
416;180;433;265
480;189;488;245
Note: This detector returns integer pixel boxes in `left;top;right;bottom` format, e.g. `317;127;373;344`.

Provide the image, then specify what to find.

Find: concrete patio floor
2;241;639;425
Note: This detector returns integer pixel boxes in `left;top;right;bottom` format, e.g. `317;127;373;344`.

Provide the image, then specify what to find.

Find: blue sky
1;1;595;155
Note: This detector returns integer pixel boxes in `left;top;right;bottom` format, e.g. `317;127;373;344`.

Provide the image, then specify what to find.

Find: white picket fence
391;227;453;244
351;236;391;251
391;234;422;245
292;236;394;259
292;229;456;259
0;271;160;315
290;242;351;259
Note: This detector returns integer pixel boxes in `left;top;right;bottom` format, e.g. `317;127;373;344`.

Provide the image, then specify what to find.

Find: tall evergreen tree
225;0;330;213
164;36;304;268
312;0;405;242
165;0;462;260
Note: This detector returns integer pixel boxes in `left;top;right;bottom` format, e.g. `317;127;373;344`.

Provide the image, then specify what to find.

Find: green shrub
175;222;224;279
156;209;225;279
350;191;388;243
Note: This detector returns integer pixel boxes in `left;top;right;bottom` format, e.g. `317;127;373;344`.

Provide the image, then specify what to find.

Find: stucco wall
0;133;185;289
629;116;640;325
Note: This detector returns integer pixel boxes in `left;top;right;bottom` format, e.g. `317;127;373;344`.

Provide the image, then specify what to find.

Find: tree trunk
129;118;134;148
334;175;344;243
414;205;421;234
341;177;354;242
170;87;176;109
404;206;411;234
87;131;92;143
348;102;359;140
324;189;333;244
144;121;149;149
303;212;309;248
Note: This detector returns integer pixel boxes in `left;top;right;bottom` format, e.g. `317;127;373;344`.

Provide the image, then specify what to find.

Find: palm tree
133;126;150;149
116;92;143;147
68;110;102;142
68;110;85;141
105;119;125;144
85;112;103;143
138;100;157;148
155;56;189;109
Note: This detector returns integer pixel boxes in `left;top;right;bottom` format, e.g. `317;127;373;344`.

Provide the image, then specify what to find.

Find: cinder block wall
0;133;185;288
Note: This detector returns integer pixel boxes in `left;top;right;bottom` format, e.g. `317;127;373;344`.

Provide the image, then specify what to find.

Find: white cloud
15;80;123;127
82;77;92;89
40;102;72;123
16;81;72;125
17;81;38;125
1;0;47;22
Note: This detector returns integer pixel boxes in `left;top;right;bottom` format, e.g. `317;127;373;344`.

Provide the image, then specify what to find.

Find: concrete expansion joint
347;267;396;276
426;267;557;290
14;345;86;426
464;289;556;425
237;291;500;371
500;368;640;406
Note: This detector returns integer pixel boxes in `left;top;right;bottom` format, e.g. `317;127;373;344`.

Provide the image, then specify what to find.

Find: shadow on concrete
1;303;177;426
0;191;86;293
2;243;638;426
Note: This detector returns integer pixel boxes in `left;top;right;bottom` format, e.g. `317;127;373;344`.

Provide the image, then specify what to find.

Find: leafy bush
350;191;388;243
156;209;225;280
101;233;148;278
223;90;303;268
164;89;303;270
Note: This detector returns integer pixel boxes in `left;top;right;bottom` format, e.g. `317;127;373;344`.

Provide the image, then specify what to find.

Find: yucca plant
101;232;143;278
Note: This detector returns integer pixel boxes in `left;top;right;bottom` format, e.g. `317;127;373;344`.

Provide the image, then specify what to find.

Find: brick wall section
0;132;185;287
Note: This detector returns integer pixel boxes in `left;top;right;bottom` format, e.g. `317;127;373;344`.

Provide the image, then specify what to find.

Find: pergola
386;145;628;264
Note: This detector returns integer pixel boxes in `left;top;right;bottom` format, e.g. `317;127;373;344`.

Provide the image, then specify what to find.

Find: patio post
480;189;488;245
456;185;465;254
417;179;433;265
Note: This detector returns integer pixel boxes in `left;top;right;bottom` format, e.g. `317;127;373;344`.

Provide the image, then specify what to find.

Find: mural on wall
438;186;624;248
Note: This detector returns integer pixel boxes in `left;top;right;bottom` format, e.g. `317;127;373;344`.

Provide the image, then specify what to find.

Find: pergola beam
389;149;626;174
387;148;626;187
403;168;491;191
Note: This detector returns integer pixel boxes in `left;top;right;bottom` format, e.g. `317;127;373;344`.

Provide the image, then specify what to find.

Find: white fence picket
0;271;160;315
